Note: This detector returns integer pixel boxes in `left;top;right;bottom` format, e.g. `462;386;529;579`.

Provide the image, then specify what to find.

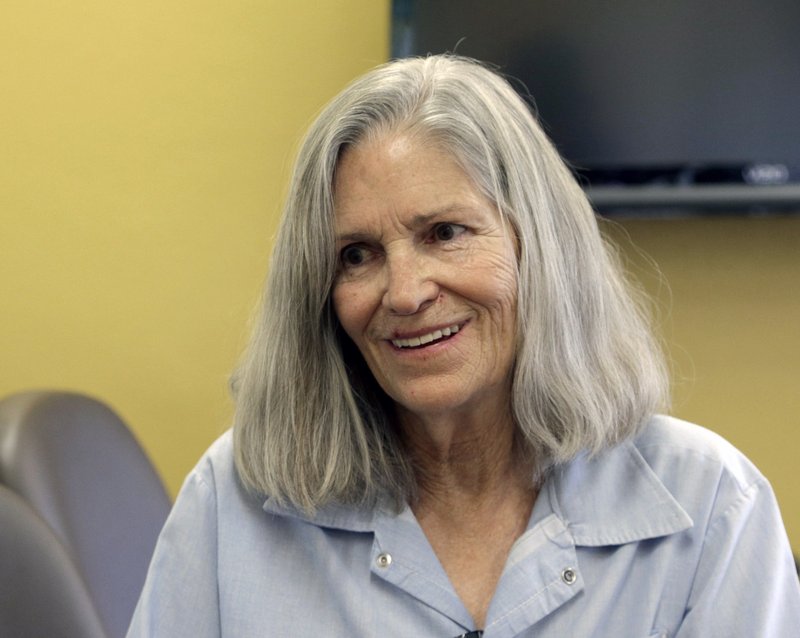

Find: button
376;552;392;568
561;567;577;585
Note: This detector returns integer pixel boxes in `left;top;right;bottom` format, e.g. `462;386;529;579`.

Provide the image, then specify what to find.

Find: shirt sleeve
126;463;221;637
675;476;800;636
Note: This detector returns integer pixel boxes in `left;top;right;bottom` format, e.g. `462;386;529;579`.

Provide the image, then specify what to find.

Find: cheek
466;253;518;313
332;283;368;341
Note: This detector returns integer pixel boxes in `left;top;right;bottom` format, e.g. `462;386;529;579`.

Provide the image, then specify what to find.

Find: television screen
393;0;800;214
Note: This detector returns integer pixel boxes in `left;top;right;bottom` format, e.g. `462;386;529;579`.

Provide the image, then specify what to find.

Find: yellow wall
2;2;797;553
1;1;390;494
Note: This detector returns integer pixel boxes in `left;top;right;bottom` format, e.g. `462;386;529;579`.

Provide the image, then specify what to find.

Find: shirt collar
545;438;693;546
262;436;693;546
262;497;379;533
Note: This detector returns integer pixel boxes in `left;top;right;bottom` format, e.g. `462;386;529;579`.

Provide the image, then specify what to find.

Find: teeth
391;324;460;349
419;330;442;345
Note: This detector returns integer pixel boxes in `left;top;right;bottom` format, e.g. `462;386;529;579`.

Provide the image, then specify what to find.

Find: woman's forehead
333;137;491;224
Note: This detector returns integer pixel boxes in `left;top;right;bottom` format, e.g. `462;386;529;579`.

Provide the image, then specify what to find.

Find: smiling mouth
390;323;462;349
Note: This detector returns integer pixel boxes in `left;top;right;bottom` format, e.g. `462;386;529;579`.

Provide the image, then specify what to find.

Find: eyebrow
335;230;376;245
408;207;462;227
334;204;478;244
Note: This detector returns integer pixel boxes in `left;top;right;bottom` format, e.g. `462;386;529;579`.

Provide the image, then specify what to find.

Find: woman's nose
382;251;438;315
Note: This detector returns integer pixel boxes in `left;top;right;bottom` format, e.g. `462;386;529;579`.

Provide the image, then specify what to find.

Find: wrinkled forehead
332;122;502;212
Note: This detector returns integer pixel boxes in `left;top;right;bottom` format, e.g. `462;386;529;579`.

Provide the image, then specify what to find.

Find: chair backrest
0;484;108;638
0;391;172;638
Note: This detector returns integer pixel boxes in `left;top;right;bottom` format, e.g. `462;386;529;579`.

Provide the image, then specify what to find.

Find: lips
390;323;462;349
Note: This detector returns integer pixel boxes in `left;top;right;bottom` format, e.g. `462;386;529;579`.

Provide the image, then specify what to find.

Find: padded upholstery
0;391;171;638
0;484;107;638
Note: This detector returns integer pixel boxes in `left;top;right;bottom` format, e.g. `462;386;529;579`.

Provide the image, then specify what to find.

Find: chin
389;383;501;422
386;386;460;418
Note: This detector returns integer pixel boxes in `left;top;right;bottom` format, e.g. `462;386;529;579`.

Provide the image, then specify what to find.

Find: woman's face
331;133;518;422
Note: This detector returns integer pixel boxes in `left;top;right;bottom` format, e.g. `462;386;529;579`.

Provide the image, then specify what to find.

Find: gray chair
0;484;108;638
0;391;171;638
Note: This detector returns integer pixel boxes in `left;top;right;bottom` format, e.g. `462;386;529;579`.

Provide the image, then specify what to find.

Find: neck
397;406;533;509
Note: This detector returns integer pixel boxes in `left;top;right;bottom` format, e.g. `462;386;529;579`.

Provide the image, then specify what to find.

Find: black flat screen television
392;0;800;215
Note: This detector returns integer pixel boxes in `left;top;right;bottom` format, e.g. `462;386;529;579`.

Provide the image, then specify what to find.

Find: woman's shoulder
174;429;267;518
632;415;768;504
182;429;235;488
197;428;235;470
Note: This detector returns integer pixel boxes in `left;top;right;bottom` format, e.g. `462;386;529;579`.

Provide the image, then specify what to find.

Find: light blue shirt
128;416;800;636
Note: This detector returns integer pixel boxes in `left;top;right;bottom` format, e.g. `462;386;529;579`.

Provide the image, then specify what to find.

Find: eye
340;244;370;268
432;222;466;242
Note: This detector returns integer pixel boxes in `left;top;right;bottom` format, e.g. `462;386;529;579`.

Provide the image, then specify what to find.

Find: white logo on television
744;164;789;185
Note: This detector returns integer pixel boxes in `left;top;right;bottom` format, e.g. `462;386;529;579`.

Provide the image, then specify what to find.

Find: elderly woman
128;56;799;637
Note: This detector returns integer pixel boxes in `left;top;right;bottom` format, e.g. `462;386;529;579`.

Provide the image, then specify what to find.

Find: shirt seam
382;550;459;599
684;476;765;616
700;476;764;544
484;574;565;629
190;458;223;636
634;440;762;497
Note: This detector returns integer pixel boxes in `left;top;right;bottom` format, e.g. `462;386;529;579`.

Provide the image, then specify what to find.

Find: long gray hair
232;55;669;512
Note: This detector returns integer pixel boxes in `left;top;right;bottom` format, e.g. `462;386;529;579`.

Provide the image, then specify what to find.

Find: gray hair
232;55;669;512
